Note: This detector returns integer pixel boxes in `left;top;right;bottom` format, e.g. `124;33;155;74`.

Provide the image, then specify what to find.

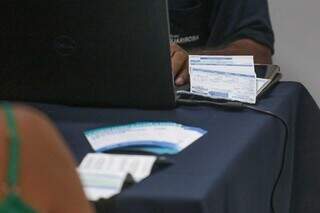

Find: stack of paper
84;122;207;155
189;55;258;104
78;153;157;201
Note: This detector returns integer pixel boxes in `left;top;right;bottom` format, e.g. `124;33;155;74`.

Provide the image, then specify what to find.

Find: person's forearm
188;39;272;64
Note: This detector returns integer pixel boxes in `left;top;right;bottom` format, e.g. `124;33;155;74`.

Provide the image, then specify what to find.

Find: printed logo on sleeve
170;34;200;44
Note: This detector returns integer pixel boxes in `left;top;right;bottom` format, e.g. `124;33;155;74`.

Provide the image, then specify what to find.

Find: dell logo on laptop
54;36;77;56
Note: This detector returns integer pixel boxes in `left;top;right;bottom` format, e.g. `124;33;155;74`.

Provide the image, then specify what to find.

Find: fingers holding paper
170;43;189;86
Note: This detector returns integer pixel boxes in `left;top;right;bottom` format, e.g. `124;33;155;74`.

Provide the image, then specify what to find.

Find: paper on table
79;153;157;181
84;122;207;154
189;55;257;104
78;170;126;201
78;153;157;200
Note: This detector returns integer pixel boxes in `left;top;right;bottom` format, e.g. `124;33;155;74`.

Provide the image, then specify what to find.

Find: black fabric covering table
29;82;320;213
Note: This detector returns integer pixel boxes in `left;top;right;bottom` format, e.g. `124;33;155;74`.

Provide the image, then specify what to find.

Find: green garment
0;103;37;213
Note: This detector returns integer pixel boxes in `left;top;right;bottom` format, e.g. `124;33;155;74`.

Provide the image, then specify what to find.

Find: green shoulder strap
1;102;20;190
0;103;37;213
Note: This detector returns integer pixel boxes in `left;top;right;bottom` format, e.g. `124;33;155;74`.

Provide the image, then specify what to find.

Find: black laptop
0;0;176;108
0;0;280;109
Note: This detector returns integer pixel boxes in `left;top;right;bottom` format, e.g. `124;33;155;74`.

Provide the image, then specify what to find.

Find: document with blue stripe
84;122;207;155
189;55;257;104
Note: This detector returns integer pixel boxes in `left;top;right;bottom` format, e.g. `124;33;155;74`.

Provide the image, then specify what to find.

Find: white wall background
268;0;320;106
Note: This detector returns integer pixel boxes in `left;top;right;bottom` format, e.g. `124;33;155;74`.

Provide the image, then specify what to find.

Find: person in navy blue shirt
169;0;274;86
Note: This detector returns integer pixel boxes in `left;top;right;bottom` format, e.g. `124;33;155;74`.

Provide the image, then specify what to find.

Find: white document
189;55;257;104
78;153;157;201
78;170;126;201
79;153;157;181
84;122;207;154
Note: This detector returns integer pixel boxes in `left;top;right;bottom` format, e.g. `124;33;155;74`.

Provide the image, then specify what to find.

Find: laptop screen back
0;0;176;108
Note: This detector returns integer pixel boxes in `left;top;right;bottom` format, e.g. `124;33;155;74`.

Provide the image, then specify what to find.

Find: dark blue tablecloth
30;82;320;213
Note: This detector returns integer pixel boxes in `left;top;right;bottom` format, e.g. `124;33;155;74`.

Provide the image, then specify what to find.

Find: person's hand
170;43;189;86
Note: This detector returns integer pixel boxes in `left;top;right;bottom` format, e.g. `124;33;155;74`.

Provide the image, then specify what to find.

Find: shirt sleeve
206;0;275;53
